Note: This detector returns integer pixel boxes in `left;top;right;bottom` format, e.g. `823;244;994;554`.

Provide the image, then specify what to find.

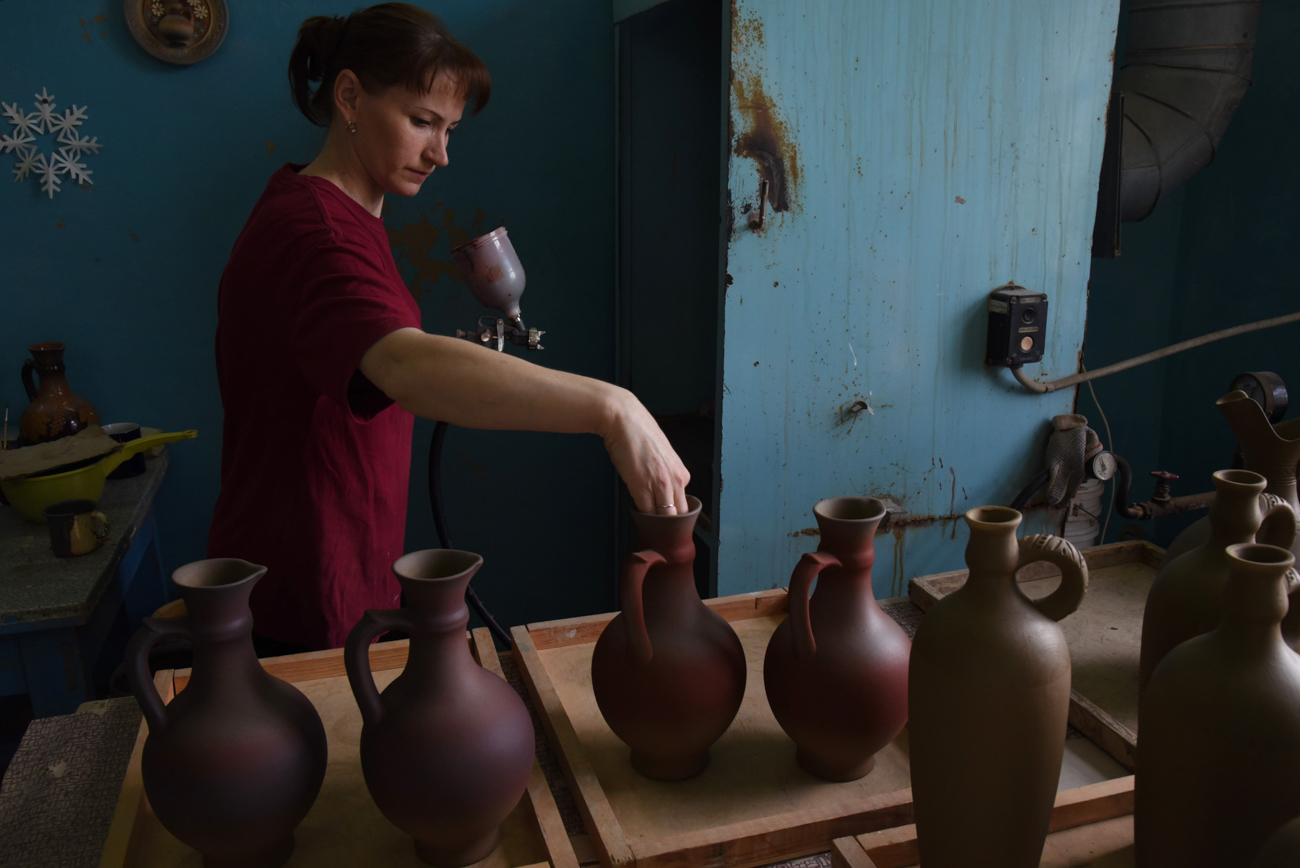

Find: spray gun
451;228;545;352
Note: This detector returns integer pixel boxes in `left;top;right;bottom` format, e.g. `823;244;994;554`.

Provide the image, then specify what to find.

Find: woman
207;3;688;652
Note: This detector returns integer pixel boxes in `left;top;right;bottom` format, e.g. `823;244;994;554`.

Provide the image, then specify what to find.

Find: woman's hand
598;390;691;515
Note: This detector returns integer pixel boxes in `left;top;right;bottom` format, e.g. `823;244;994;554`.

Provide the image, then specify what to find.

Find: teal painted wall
0;1;617;629
717;0;1121;596
1081;0;1300;547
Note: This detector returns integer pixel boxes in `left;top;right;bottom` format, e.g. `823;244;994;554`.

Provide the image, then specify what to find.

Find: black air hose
1118;0;1261;221
428;421;513;646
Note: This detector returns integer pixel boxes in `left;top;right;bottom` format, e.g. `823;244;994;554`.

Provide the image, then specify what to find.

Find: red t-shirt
208;164;422;649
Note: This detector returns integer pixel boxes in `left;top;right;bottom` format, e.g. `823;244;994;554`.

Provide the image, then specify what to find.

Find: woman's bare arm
359;327;689;513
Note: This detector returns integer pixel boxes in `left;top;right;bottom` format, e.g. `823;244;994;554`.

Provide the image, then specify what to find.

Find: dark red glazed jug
764;497;910;781
345;549;535;867
591;496;746;780
124;559;328;868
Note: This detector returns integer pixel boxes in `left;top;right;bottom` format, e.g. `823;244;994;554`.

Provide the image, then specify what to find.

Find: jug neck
961;506;1024;598
1214;544;1296;649
396;572;477;679
1208;469;1269;546
814;497;885;576
631;497;701;569
175;564;265;681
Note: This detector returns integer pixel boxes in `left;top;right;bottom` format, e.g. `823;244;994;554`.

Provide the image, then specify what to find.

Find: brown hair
288;3;491;127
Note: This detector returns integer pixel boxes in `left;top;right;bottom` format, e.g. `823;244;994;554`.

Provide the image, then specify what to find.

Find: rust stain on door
731;5;798;215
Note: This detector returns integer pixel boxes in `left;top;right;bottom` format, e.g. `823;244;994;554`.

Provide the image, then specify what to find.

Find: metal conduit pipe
1012;310;1300;394
1119;0;1262;222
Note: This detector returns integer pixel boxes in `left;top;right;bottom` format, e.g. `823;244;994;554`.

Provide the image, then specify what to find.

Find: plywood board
514;587;1133;868
831;776;1135;868
102;632;574;868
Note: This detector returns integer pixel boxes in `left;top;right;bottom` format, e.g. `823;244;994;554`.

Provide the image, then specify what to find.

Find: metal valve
1149;470;1180;504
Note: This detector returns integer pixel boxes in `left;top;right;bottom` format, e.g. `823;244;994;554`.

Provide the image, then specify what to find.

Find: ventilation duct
1117;0;1262;222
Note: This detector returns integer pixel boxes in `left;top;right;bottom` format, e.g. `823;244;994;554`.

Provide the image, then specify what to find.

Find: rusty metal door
716;0;1121;596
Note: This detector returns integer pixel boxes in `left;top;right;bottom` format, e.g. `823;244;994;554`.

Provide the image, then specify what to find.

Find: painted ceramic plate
123;0;228;66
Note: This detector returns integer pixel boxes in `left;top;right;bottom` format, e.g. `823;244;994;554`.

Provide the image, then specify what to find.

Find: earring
347;120;357;134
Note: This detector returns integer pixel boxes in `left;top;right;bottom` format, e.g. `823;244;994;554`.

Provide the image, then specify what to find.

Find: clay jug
909;506;1088;868
1253;816;1300;868
1140;469;1298;695
345;550;534;867
763;497;910;781
591;495;746;780
1164;390;1300;565
1135;543;1300;868
124;559;328;868
18;341;100;445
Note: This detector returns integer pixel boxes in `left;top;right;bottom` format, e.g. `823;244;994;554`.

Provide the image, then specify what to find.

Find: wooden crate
909;540;1161;771
511;590;1133;868
829;776;1135;868
98;629;578;868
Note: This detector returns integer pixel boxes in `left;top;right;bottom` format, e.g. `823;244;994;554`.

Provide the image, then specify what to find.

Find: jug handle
1257;495;1298;552
344;608;411;728
788;552;840;660
125;616;192;735
1282;568;1300;650
622;550;665;665
1017;534;1090;622
21;358;37;402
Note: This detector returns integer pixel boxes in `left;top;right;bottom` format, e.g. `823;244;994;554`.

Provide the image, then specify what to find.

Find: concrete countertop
0;452;169;626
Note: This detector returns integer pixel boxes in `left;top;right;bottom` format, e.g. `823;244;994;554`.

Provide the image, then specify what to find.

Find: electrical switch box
986;285;1047;367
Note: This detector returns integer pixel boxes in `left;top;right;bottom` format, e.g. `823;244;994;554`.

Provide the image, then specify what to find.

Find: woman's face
348;72;467;199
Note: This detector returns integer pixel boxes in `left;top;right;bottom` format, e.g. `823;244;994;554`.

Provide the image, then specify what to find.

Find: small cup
45;499;111;557
103;422;147;479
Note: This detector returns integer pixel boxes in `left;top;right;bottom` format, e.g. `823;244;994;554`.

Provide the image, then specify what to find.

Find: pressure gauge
1229;372;1288;424
1090;451;1117;482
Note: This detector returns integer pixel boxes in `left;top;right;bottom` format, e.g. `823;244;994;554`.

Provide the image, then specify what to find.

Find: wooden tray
829;776;1135;867
98;629;578;868
511;589;1132;868
909;540;1161;771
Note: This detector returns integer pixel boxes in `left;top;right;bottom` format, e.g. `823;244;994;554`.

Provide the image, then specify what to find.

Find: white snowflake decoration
2;88;101;198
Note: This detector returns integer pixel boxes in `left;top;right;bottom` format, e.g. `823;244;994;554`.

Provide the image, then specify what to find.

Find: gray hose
1118;0;1262;222
1012;310;1300;394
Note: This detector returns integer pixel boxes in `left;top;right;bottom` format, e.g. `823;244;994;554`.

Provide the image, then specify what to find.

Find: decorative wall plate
123;0;228;66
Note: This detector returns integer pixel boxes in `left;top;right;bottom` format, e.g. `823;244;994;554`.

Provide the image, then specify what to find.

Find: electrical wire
428;420;513;647
1083;365;1116;545
1011;310;1300;393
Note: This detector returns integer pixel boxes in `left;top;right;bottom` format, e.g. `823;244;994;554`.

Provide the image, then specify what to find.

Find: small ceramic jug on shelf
18;341;100;445
1164;389;1300;564
1136;543;1300;868
124;559;328;868
909;506;1088;868
1140;468;1297;695
345;549;534;868
590;495;746;781
763;497;910;781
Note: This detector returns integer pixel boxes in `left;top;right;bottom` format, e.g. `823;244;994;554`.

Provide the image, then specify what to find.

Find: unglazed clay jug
1164;390;1300;565
591;495;746;780
1253;816;1300;868
1140;469;1298;695
1135;543;1300;868
124;559;327;868
345;550;534;867
763;497;910;781
909;506;1088;868
18;341;100;444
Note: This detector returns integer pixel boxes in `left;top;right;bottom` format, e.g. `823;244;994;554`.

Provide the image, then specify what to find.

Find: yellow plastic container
2;430;197;522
